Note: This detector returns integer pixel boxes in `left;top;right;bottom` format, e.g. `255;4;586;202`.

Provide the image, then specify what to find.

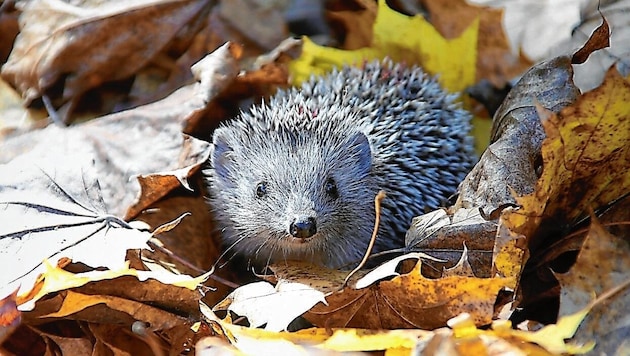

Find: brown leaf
1;43;239;218
36;328;94;355
138;193;231;303
405;208;496;278
89;323;157;356
0;291;20;344
562;2;630;92
124;137;210;221
218;0;289;51
571;15;610;65
304;256;512;329
184;38;297;135
325;0;377;50
1;0;212;109
421;0;532;87
0;3;19;64
34;290;187;330
76;276;204;320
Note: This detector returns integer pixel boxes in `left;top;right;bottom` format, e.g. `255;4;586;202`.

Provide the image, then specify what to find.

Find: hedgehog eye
256;181;268;198
324;178;338;199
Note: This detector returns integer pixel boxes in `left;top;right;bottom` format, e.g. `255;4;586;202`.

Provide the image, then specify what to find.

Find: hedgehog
205;60;475;269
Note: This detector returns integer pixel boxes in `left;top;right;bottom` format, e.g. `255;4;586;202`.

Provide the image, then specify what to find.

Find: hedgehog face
209;125;378;268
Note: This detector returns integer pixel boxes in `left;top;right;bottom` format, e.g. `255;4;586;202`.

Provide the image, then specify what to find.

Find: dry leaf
289;0;478;93
325;0;377;50
200;318;432;355
505;66;630;244
457;56;580;217
567;1;630;91
218;0;288;51
556;216;630;354
469;0;584;61
1;0;212;112
405;208;497;278
571;15;610;64
0;291;20;344
497;64;630;326
1;43;239;218
0;151;152;307
304;256;513;329
214;280;326;332
421;0;532;87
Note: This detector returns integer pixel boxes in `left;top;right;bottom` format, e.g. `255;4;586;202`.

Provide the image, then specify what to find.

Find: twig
343;190;386;287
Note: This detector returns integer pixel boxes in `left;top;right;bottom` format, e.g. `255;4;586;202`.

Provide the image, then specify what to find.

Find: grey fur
205;60;475;269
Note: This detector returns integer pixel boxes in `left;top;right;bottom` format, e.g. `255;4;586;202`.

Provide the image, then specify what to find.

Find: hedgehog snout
289;216;317;240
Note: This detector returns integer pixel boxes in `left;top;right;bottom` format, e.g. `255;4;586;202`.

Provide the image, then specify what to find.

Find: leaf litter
1;0;629;354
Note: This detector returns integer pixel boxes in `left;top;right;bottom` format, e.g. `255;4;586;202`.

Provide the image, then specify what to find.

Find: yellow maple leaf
289;0;478;93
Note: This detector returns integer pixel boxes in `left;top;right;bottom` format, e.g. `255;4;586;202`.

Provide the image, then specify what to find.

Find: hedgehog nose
289;217;317;239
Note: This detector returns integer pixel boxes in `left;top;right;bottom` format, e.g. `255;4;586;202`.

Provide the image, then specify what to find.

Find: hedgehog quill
205;60;475;269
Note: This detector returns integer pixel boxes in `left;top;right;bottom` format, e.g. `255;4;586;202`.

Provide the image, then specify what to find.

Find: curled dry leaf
456;55;581;218
555;1;630;92
499;64;630;325
406;57;581;283
1;0;212;109
571;15;610;65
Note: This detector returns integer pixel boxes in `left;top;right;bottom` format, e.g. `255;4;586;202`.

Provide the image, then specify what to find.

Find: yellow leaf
507;306;595;354
20;259;210;310
305;258;514;329
289;0;478;93
217;322;430;354
492;218;527;281
43;290;185;331
504;67;630;238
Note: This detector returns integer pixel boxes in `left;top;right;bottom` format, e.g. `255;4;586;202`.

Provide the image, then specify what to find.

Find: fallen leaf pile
1;0;629;355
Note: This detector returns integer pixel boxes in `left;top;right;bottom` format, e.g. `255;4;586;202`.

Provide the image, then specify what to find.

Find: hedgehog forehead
241;125;354;177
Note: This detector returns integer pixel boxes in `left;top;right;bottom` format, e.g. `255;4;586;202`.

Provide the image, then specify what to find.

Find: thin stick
343;190;386;287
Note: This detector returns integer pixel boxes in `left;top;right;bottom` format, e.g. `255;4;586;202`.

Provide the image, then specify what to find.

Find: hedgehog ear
348;132;372;174
211;127;236;184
